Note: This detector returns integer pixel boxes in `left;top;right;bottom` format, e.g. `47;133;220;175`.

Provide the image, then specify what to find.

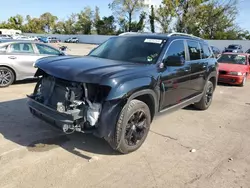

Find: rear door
187;40;207;96
7;42;41;78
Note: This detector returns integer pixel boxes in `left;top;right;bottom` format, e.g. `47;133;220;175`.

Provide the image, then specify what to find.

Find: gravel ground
0;43;250;188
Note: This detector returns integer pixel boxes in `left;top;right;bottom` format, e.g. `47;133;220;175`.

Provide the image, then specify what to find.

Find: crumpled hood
218;63;248;72
35;56;154;84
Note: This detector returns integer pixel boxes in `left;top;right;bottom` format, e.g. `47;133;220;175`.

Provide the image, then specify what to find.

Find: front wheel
0;67;15;88
194;80;214;110
240;74;247;87
108;99;151;154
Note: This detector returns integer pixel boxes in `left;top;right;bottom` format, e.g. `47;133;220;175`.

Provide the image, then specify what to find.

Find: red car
217;53;250;86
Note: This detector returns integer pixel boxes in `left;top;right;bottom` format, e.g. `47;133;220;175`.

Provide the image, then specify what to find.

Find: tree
175;0;208;33
76;6;93;34
96;16;116;35
149;5;155;33
40;12;58;33
62;14;78;34
155;0;178;33
109;0;146;32
186;0;240;39
130;11;146;32
23;17;44;33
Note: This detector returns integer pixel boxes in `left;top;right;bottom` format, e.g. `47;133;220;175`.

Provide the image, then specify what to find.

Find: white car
0;34;12;39
15;36;33;40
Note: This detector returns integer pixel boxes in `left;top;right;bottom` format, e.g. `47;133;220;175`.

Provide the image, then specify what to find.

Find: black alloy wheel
205;83;213;106
194;80;214;110
125;110;148;146
107;99;151;154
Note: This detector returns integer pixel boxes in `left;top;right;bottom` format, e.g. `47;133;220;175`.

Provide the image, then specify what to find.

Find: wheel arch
127;89;159;121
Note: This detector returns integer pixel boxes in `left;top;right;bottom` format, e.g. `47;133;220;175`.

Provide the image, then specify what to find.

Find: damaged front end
27;70;112;134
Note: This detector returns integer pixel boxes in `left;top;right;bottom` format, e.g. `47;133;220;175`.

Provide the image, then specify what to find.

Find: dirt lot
0;43;250;188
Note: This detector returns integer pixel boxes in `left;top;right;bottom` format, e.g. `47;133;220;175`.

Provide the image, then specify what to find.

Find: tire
108;99;151;154
194;80;214;110
0;67;15;88
240;74;247;87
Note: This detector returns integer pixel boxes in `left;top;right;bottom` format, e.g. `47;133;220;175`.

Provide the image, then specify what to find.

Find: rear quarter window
200;43;212;59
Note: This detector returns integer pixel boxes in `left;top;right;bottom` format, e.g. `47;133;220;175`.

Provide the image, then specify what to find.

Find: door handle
8;56;17;59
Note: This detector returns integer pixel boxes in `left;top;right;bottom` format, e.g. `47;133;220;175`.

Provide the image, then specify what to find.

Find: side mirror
163;56;185;67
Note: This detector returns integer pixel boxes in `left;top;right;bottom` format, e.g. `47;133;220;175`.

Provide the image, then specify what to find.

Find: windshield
88;36;166;64
228;45;239;49
218;54;247;65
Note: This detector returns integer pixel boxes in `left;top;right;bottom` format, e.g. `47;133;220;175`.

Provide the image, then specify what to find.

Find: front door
160;39;191;110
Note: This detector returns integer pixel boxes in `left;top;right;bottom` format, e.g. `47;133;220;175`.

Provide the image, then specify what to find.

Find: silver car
0;41;64;87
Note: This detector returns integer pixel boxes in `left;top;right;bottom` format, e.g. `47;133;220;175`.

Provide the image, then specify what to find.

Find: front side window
10;43;34;53
36;44;61;55
89;36;166;64
165;40;186;59
187;40;201;60
218;54;247;65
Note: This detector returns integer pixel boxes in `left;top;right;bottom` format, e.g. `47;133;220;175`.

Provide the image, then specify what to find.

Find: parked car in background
245;48;250;54
0;34;12;39
38;36;49;43
223;44;243;53
65;37;79;43
28;36;39;41
48;37;61;43
217;53;250;86
15;36;33;40
0;41;65;87
27;32;218;154
211;46;221;58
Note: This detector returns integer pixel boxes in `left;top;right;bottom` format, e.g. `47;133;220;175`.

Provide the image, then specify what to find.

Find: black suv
27;33;218;154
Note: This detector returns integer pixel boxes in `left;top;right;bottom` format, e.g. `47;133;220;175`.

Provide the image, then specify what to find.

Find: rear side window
10;43;34;53
166;40;186;59
201;43;212;59
187;40;201;60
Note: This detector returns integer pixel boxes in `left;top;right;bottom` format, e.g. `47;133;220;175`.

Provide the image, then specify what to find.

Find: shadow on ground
14;78;38;85
0;98;119;160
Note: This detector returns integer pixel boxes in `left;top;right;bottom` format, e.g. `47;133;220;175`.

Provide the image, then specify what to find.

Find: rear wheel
108;99;151;154
194;80;214;110
0;67;15;88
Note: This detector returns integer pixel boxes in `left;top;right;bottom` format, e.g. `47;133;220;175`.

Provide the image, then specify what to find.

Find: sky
0;0;249;31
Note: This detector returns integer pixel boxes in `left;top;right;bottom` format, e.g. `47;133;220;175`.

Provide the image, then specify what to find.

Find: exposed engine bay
28;72;111;134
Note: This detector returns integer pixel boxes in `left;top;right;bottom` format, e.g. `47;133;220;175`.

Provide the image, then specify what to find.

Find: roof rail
118;31;153;36
167;32;202;39
118;32;140;36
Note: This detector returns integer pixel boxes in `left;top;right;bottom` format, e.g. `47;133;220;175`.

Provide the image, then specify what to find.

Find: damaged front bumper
27;95;85;132
27;95;125;139
27;74;126;139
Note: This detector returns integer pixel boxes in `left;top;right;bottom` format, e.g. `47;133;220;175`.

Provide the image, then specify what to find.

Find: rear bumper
218;74;244;85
